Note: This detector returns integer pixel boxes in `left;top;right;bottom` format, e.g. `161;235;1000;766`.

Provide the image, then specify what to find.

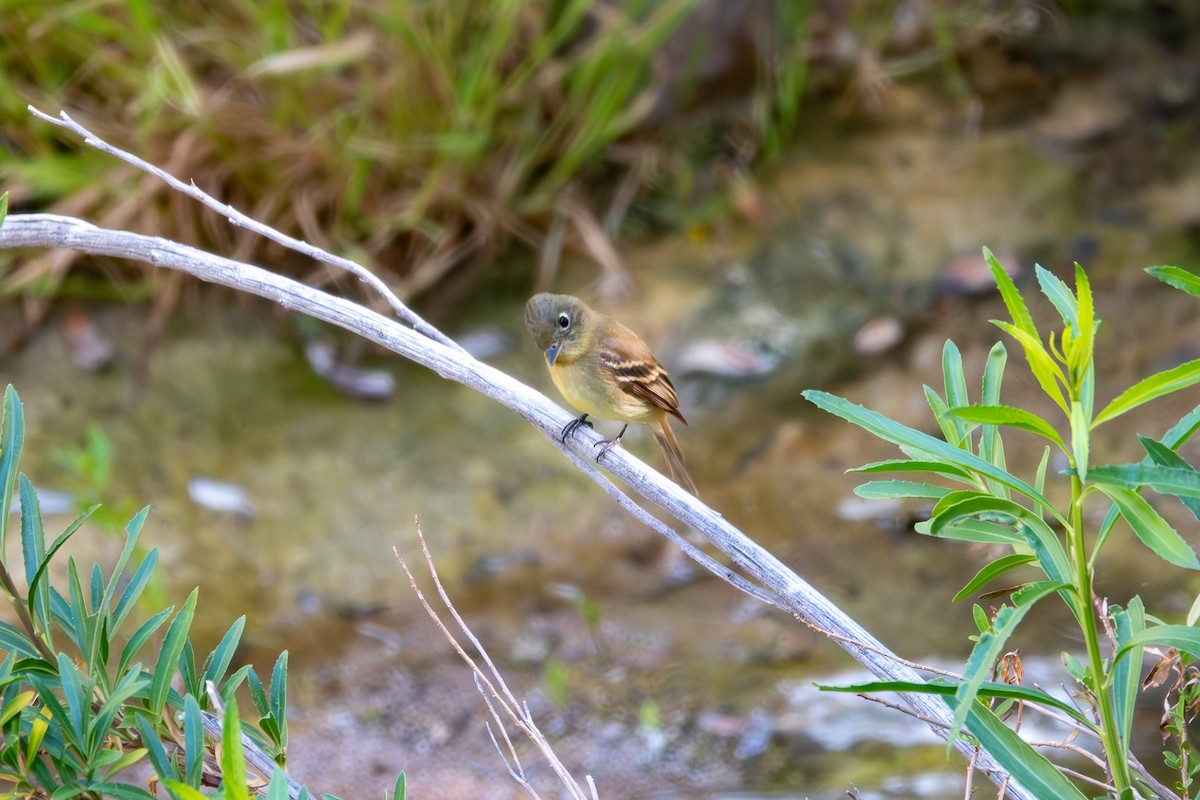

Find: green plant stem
0;560;56;663
1070;473;1130;791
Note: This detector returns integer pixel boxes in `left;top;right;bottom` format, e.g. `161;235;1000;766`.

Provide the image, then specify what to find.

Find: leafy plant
0;385;402;798
805;250;1200;797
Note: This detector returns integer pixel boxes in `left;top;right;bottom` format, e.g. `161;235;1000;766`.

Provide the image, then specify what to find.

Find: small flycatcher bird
525;293;698;495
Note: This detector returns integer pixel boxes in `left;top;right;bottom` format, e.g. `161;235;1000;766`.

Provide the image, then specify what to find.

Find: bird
524;292;698;495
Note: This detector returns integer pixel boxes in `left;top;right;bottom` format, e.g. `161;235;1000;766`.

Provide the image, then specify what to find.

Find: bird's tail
652;416;699;496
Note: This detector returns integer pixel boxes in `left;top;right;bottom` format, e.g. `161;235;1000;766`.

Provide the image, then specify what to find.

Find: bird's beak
546;342;560;366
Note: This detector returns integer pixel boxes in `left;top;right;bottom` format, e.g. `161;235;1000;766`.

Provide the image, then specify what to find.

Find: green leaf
942;340;970;444
953;554;1037;602
985;247;1037;339
57;652;88;749
28;505;98;647
101;506;150;615
964;701;1089;800
924;385;962;448
1036;264;1078;328
0;618;40;658
929;494;1071;583
1116;625;1200;663
161;781;208;800
1147;265;1200;297
221;699;249;800
816;677;1092;726
1091;463;1200;499
946;405;1065;450
118;607;172;677
270;651;288;748
112;548;160;636
0;192;8;224
149;589;198;716
849;459;972;480
1094;357;1200;426
184;694;203;787
19;474;46;586
854;480;951;500
1069;400;1089;481
203;616;246;694
1093;485;1200;569
135;714;180;782
70;782;156;800
1;386;26;555
991;321;1068;415
392;771;406;800
1111;598;1145;763
803;391;1057;518
917;517;1024;544
979;343;1009;498
1138;435;1200;521
267;769;293;800
1072;263;1096;384
948;581;1066;752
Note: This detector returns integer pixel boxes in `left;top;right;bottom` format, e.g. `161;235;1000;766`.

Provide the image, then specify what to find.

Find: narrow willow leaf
270;651;288;748
112;548;160;635
0;386;25;555
849;459;972;480
992;320;1068;414
184;694;203;786
953;554;1038;602
135;714;180;781
854;480;950;500
161;781;208;800
267;769;292;800
118;607;172;677
981;342;1007;405
149;589;198;716
1147;265;1200;297
0;689;35;726
101;506;150;613
1094;484;1200;569
930;494;1070;582
1073;263;1096;384
203;616;246;692
221;699;250;800
18;474;45;586
979;343;1009;498
0;192;8;223
1117;625;1200;663
1036;264;1078;328
1070;400;1089;481
1111;598;1145;762
1139;435;1200;521
964;702;1089;800
947;405;1065;450
942;340;970;444
922;518;1024;544
393;771;407;800
78;782;156;800
1094;357;1200;426
924;385;963;447
803;391;1057;517
817;677;1092;726
58;652;88;748
948;581;1065;753
1091;463;1200;498
985;247;1037;337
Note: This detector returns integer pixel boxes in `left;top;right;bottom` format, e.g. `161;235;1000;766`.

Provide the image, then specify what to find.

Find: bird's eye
557;313;570;330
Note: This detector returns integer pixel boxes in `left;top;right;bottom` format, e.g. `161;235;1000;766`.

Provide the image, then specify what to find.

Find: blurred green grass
0;1;1039;319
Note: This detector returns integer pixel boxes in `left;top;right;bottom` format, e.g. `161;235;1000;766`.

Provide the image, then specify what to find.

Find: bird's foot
593;424;628;463
561;413;592;443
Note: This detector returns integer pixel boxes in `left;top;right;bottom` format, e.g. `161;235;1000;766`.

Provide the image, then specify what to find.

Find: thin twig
396;524;594;800
26;106;462;353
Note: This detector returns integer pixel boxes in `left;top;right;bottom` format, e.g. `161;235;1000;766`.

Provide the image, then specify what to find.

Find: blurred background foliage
1;0;1191;327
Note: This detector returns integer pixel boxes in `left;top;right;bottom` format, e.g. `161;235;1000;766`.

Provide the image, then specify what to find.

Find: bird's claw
561;414;592;443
